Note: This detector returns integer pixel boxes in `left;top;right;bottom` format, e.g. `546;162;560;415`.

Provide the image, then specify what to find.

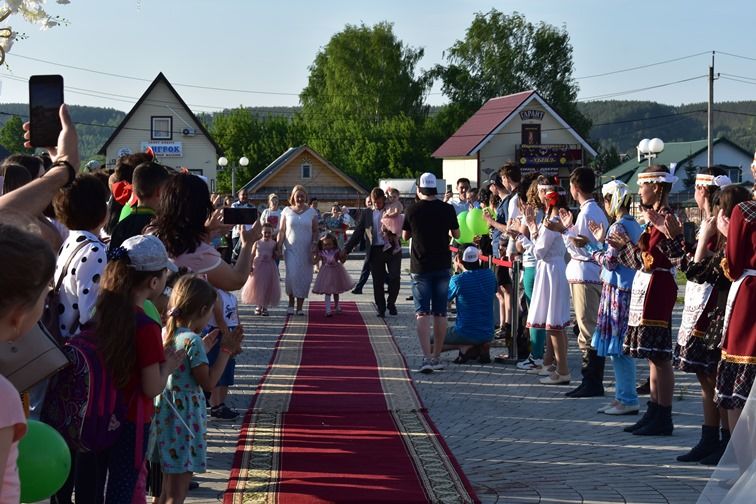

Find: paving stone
186;258;714;504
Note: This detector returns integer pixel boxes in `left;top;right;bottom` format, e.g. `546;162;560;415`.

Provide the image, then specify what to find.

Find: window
151;116;172;140
521;124;541;145
301;163;311;179
727;167;741;183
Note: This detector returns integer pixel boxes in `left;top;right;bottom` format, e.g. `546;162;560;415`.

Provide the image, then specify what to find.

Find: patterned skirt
623;325;672;361
715;360;756;410
591;283;630;358
675;338;721;375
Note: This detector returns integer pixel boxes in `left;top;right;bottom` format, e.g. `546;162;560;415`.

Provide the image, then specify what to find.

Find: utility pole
708;52;715;168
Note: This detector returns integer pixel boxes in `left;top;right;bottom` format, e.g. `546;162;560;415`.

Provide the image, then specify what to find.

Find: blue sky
1;0;755;113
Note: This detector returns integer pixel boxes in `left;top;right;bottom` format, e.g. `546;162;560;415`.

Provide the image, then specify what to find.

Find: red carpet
225;302;478;503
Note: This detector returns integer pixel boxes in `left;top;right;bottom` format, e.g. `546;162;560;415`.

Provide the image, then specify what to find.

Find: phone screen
29;75;64;148
223;207;258;225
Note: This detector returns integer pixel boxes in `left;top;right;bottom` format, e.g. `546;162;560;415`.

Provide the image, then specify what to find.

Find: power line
9;53;303;97
720;76;756;87
9;52;445;97
578;75;707;101
574;51;710;80
720;72;756;81
718;51;756;63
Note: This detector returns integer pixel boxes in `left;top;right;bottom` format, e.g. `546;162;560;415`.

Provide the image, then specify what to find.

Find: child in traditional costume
609;165;686;436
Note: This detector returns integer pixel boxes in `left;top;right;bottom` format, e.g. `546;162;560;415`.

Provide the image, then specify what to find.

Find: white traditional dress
524;218;571;330
281;206;317;298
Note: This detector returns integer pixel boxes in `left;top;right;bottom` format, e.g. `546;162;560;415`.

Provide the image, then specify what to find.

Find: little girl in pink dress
380;187;404;254
312;233;354;316
241;223;281;315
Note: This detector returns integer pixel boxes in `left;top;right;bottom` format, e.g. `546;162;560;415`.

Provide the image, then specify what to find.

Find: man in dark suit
344;187;400;317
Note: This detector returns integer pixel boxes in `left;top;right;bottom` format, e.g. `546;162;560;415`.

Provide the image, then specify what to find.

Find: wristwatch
51;160;76;188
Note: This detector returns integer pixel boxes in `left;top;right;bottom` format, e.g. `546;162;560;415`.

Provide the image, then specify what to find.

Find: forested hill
2;101;755;163
0;103;126;162
577;100;756;153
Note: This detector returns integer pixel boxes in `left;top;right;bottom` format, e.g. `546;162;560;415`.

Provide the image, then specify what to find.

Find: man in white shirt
444;177;471;215
548;167;609;398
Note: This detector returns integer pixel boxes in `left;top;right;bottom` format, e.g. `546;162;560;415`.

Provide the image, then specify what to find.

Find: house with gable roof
98;72;222;189
601;137;753;194
433;90;596;189
239;145;366;208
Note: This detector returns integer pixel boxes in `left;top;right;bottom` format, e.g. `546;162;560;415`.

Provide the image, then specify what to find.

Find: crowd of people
433;161;755;468
0;103;754;503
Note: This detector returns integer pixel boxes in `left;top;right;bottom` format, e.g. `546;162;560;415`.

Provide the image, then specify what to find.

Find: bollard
509;257;521;361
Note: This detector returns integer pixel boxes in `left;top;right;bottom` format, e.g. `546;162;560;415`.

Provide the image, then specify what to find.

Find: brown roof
432;90;535;158
98;72;222;156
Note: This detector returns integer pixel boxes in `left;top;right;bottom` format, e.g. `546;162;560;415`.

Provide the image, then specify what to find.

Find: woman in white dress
522;181;572;385
278;185;319;315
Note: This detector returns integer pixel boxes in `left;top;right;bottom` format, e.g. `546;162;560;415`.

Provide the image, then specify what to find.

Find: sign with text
519;109;545;121
516;144;582;177
140;141;183;157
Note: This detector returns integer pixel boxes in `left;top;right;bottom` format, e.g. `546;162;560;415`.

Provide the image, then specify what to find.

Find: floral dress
149;328;208;474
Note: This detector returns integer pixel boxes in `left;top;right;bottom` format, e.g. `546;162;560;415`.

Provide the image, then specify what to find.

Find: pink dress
241;239;281;307
312;249;354;295
0;375;26;504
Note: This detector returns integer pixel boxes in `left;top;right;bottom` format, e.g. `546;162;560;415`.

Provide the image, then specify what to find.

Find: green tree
591;143;622;175
209;108;303;192
299;22;431;186
683;158;697;189
0;115;31;155
432;9;591;138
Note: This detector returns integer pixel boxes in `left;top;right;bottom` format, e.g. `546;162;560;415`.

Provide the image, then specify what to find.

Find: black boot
677;425;720;462
699;428;731;466
634;404;673;436
566;350;605;398
624;402;658;433
565;351;589;397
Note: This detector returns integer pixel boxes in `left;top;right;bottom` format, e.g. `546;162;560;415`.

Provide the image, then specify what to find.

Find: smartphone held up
223;207;258;225
29;75;64;148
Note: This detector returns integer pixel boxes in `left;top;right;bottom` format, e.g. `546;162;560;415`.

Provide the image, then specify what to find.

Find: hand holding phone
28;75;64;148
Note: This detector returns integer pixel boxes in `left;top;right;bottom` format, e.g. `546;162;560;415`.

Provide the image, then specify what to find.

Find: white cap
119;235;178;272
418;172;438;195
462;246;480;263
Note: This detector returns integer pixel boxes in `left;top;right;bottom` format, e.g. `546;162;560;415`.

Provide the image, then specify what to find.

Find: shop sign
140;141;183;157
516;144;582;176
519;109;545;121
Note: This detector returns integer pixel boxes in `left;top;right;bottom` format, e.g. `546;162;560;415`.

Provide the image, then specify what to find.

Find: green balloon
456;211;474;244
18;420;71;503
466;208;489;236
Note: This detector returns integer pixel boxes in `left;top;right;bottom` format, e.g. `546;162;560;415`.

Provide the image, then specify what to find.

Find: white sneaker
286;306;295;315
536;365;557;376
597;400;620;413
430;358;445;371
603;403;640;415
516;355;544;371
417;358;433;374
539;373;571;385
